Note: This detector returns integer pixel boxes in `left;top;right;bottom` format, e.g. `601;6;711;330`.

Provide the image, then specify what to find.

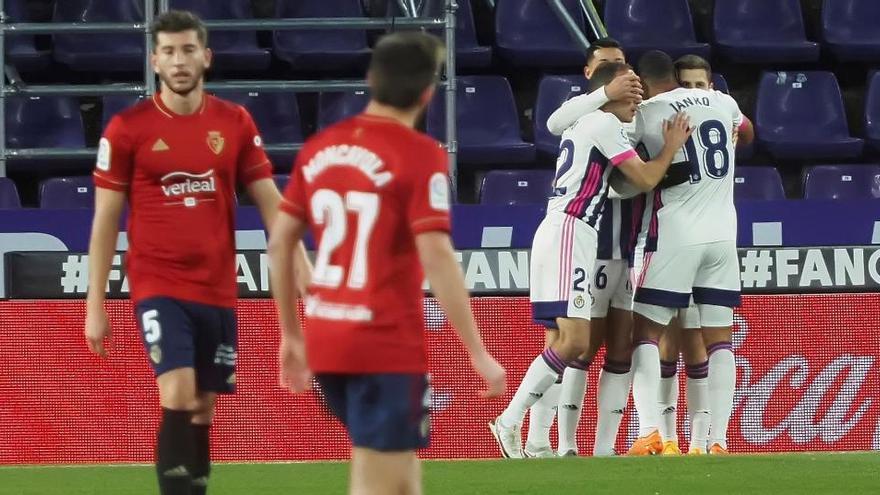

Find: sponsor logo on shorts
149;344;162;364
213;344;237;367
227;373;236;385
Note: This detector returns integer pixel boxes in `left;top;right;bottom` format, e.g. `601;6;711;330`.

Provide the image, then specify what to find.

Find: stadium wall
1;294;879;464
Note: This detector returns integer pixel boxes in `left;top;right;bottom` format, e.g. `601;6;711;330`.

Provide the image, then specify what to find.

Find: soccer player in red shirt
268;32;506;494
84;11;310;495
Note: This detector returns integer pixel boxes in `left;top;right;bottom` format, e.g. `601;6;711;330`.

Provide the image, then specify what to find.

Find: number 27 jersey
281;114;451;374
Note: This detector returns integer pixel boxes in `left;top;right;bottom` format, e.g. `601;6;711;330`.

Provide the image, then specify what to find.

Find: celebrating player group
491;38;754;459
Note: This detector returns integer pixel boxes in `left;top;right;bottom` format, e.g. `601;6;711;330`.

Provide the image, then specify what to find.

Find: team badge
207;131;225;155
150;345;162;364
227;373;236;385
574;295;585;309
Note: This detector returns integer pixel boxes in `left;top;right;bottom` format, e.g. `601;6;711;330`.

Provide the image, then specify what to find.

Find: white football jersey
630;88;743;249
549;110;637;228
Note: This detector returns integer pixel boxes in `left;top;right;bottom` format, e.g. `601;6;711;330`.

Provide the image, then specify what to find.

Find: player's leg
350;448;421;495
679;310;710;455
190;392;216;495
524;329;560;458
693;241;741;455
594;293;633;456
137;298;200;495
658;320;681;455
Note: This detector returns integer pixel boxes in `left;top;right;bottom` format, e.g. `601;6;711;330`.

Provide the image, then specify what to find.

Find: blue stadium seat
170;0;271;71
6;96;85;149
53;0;145;72
534;74;588;158
755;71;862;160
426;76;535;165
480;170;554;205
865;71;880;152
101;95;145;129
317;90;370;130
712;73;729;94
734;166;786;200
273;0;371;71
494;0;586;68
213;91;303;145
4;0;50;72
0;178;22;209
803;165;880;200
39;177;95;209
273;174;290;194
604;0;710;61
822;0;880;62
713;0;819;63
423;0;491;68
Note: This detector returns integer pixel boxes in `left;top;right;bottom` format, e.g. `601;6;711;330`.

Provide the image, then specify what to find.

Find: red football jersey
93;93;272;308
281;114;451;373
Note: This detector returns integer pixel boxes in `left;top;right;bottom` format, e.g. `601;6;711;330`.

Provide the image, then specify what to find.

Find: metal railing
547;0;607;52
0;0;459;191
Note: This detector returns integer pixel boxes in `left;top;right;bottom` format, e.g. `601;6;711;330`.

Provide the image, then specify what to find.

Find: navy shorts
316;373;431;452
135;297;237;394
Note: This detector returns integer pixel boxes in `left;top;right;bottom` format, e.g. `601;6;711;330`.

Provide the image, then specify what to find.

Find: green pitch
1;453;878;495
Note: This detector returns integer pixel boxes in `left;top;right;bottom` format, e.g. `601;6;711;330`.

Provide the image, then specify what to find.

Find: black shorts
316;373;431;452
135;297;237;394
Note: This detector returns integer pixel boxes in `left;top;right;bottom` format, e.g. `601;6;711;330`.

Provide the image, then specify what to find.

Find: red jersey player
268;32;506;494
84;11;310;495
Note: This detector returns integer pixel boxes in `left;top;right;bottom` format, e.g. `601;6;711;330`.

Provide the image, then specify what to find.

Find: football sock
659;360;679;443
156;408;193;495
631;341;661;437
190;424;211;495
526;378;561;450
594;359;631;455
686;361;710;452
557;358;590;454
499;349;563;428
708;342;736;450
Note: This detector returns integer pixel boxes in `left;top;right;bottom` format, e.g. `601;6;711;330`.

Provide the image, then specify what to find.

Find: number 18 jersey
631;88;743;250
281;114;451;374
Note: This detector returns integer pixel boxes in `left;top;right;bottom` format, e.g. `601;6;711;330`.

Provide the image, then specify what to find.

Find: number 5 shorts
135;296;238;394
530;211;597;329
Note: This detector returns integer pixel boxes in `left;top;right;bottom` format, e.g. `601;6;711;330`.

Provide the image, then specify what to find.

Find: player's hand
470;350;506;399
605;71;643;104
85;305;112;358
662;112;694;150
279;335;312;393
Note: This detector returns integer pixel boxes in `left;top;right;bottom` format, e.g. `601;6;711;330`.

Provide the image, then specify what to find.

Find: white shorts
678;302;700;329
590;259;633;318
530;212;597;328
633;241;741;325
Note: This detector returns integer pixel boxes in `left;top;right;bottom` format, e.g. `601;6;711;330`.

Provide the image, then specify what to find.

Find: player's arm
267;211;312;393
616;113;693;192
415;232;505;398
547;71;643;136
249;178;312;296
85;187;126;357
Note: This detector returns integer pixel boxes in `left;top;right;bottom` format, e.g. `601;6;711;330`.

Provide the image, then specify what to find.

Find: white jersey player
489;62;692;459
626;50;746;456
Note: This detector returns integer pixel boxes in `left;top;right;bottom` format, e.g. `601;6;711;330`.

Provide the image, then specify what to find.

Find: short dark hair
675;54;712;79
586;37;623;64
589;62;632;92
368;32;444;110
637;50;676;84
151;10;208;50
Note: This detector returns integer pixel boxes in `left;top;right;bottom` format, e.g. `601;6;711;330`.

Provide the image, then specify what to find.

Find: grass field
1;453;878;495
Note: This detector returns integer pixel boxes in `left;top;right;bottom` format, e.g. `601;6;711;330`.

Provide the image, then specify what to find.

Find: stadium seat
170;0;271;71
317;90;370;130
822;0;880;62
534;74;589;158
712;73;729;94
423;0;491;68
480;170;554;205
803;165;880;200
0;178;22;209
494;0;586;68
604;0;710;61
5;96;85;149
864;71;880;152
273;0;371;71
3;0;50;72
39;177;95;209
53;0;145;72
755;71;863;160
734;166;786;200
213;91;304;145
712;0;819;63
426;76;535;165
101;95;145;129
